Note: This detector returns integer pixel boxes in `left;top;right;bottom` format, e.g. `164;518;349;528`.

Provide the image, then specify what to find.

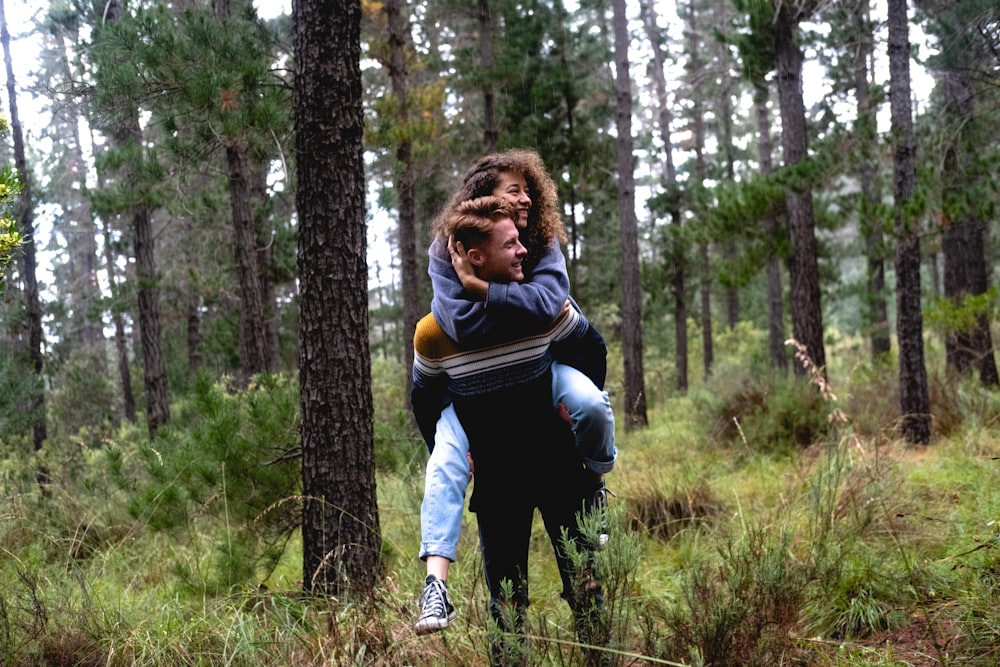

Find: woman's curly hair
431;148;567;269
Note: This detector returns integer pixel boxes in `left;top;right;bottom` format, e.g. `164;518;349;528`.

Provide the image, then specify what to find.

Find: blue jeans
419;362;616;561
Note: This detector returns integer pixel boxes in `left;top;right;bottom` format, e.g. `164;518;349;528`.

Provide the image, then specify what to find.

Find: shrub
700;369;834;455
124;371;301;592
667;527;806;666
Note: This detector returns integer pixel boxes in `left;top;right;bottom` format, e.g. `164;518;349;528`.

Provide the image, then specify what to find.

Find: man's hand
467;452;475;480
448;235;489;299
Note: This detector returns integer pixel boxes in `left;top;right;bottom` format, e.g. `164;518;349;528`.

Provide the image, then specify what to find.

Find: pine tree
612;0;648;429
1;0;48;489
730;0;787;369
382;0;421;405
92;0;171;436
295;0;381;595
642;0;689;391
772;0;825;376
888;0;931;444
919;0;999;387
682;0;715;380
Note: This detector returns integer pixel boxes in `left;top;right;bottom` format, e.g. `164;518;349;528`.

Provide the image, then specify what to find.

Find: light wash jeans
419;362;616;561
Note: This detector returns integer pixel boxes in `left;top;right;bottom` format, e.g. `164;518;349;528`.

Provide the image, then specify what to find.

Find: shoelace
420;580;448;616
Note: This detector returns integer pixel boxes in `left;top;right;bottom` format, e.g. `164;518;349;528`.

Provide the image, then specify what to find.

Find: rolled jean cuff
583;453;616;475
419;541;458;562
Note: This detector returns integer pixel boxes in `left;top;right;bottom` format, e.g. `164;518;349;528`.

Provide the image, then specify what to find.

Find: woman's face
491;171;532;229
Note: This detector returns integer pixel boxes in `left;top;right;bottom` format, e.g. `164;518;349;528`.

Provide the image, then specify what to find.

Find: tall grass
2;334;1000;665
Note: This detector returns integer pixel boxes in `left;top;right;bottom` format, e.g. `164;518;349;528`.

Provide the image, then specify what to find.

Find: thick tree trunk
386;0;421;406
773;4;825;376
1;0;47;489
888;0;931;444
612;0;647;429
294;0;381;596
642;0;687;392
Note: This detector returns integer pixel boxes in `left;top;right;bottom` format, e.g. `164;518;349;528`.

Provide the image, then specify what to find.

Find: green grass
2;345;1000;666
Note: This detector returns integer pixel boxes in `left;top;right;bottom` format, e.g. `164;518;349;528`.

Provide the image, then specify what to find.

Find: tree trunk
716;30;739;329
250;159;280;369
477;0;498;154
213;0;271;383
888;0;931;444
939;53;999;386
226;143;271;382
686;0;713;380
386;0;421;407
641;0;687;392
93;124;137;423
65;89;104;351
773;4;825;376
754;88;787;370
1;0;48;490
99;0;170;437
852;0;891;362
294;0;381;596
101;212;137;423
612;0;647;429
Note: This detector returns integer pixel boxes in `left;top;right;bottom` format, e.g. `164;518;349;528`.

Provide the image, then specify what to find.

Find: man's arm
429;237;570;344
546;301;608;390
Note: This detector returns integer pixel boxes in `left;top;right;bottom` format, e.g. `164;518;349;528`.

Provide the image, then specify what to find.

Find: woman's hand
449;235;489;299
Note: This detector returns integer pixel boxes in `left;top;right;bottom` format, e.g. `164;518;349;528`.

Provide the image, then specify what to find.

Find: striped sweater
410;306;591;450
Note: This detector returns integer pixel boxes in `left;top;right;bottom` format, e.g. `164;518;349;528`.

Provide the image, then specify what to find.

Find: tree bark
773;3;825;376
888;0;931;444
294;0;381;596
612;0;647;429
225;143;271;382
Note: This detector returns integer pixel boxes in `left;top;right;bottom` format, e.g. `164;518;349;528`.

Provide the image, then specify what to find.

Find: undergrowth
2;338;1000;665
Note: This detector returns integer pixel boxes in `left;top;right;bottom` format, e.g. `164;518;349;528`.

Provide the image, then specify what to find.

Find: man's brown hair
446;196;520;250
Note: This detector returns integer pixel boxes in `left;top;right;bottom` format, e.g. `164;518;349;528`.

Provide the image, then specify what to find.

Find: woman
414;149;616;638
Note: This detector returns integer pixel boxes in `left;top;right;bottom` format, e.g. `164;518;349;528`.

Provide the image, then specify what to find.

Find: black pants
475;460;604;666
457;373;608;665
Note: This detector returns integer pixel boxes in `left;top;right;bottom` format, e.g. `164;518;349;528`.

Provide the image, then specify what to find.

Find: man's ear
466;247;486;267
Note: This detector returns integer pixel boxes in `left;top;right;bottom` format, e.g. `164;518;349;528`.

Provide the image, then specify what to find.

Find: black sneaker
414;575;457;635
590;482;615;550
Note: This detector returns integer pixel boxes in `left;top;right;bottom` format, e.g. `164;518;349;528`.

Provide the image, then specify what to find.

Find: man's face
470;217;527;283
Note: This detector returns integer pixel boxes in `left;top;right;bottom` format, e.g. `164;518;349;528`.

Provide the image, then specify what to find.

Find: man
411;196;608;665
